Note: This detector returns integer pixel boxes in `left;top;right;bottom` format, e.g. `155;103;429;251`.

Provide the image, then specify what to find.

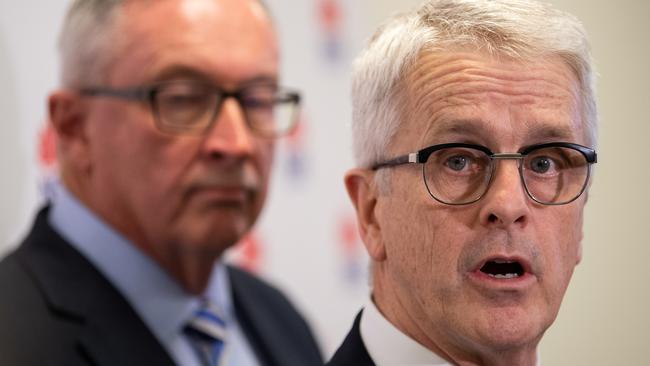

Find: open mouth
479;259;525;279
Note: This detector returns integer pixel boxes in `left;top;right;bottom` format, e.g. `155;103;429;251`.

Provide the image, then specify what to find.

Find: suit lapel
229;265;317;366
326;310;375;366
19;208;176;366
228;266;279;365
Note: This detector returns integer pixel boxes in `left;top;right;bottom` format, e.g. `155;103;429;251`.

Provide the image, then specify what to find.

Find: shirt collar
360;298;451;366
48;182;235;345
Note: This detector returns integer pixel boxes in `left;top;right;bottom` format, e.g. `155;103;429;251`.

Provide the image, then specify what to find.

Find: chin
172;217;252;256
461;303;549;352
201;227;248;253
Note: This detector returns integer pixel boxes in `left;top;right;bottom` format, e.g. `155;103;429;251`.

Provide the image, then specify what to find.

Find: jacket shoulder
0;238;86;365
228;265;296;307
0;208;175;366
227;265;324;365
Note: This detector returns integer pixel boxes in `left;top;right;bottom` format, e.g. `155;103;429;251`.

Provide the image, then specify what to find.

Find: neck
63;173;219;295
163;249;220;295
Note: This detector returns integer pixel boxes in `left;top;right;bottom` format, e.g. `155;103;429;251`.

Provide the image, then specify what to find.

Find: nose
200;98;256;160
478;159;530;229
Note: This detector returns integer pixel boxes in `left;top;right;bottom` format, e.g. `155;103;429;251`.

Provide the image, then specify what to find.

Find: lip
467;255;537;291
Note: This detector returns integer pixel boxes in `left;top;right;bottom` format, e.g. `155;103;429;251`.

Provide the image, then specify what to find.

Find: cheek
421;211;470;294
552;207;583;261
88;109;150;185
126;134;184;185
151;141;197;179
538;206;584;295
384;187;466;295
259;142;275;170
112;121;195;214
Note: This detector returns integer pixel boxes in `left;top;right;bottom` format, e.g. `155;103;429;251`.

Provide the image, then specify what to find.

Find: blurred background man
329;0;598;365
0;0;322;365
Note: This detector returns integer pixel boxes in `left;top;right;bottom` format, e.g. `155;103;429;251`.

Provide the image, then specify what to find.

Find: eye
157;83;210;109
240;95;274;110
164;93;206;107
240;86;277;110
433;147;487;175
529;156;553;173
446;155;469;171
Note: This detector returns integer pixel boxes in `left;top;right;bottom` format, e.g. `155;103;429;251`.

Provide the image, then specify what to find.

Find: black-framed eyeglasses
79;80;301;137
372;142;597;205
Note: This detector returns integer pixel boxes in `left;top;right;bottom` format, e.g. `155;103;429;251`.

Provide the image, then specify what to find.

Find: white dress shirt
360;299;451;366
48;182;260;366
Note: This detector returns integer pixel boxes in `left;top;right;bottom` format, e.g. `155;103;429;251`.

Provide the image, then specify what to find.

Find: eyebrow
430;119;576;138
427;119;487;140
522;123;577;142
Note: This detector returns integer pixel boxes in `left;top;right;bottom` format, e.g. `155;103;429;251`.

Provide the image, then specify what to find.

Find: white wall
1;0;648;364
0;1;67;255
533;1;650;364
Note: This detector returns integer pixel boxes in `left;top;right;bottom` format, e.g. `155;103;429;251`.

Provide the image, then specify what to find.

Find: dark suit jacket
326;311;375;366
0;208;323;366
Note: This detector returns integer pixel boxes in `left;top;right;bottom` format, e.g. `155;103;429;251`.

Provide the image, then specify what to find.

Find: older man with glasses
0;1;322;365
328;0;598;365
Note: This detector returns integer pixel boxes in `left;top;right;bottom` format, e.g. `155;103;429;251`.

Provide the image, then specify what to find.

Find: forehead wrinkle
406;51;579;103
409;67;576;113
400;52;581;148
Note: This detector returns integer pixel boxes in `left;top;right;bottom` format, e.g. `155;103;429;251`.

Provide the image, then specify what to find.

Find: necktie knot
184;299;228;366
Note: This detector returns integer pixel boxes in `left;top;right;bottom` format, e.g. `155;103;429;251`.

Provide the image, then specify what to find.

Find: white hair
351;0;598;168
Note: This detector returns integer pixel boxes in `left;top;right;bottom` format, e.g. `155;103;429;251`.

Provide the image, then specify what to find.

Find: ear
344;168;386;262
48;90;92;173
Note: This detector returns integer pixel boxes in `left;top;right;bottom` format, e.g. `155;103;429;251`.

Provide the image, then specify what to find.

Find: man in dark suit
329;0;598;365
0;0;322;365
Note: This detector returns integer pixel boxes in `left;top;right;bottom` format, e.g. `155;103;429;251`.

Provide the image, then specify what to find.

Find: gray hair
58;0;126;88
58;0;271;88
351;0;598;168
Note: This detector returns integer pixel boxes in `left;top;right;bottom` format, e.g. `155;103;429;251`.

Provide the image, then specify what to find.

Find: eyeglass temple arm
371;152;419;170
79;87;148;101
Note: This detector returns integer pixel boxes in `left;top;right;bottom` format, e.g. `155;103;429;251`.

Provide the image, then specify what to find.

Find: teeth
493;259;514;264
488;273;519;279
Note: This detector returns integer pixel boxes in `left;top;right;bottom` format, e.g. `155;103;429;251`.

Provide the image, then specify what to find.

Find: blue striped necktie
184;299;228;366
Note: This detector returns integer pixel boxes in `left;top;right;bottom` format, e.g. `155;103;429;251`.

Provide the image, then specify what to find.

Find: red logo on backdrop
337;212;365;284
319;0;341;32
37;122;59;199
317;0;344;62
231;232;263;274
340;217;358;255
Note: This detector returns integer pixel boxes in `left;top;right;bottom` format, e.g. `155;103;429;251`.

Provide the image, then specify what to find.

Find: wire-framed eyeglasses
79;80;301;137
372;142;597;205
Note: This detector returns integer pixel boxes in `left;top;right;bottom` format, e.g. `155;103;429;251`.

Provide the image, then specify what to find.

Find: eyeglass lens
154;83;218;133
152;82;298;136
239;86;297;136
422;146;590;205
